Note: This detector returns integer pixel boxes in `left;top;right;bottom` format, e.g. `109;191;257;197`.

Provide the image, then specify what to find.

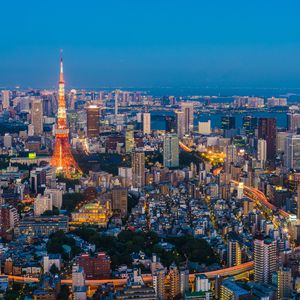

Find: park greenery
73;227;218;270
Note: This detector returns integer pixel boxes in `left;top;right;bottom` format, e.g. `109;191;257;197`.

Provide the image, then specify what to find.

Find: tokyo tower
50;53;82;178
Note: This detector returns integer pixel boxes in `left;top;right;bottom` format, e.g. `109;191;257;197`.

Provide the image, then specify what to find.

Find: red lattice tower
50;53;82;178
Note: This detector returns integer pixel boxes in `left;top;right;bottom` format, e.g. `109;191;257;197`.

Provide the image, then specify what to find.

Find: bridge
7;261;254;286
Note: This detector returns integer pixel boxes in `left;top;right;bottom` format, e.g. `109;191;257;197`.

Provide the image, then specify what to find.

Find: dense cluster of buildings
1;59;300;299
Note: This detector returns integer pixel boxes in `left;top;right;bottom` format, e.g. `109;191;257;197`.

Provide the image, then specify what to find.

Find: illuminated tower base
51;135;82;179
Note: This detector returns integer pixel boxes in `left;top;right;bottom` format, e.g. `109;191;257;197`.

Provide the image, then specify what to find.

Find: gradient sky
1;0;300;88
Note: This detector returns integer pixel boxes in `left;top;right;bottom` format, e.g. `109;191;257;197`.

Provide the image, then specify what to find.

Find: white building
257;139;267;168
44;188;63;209
34;194;53;216
43;255;61;273
198;120;211;135
142;112;151;134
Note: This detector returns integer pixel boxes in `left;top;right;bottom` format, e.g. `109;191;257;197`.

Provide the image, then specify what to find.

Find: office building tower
277;267;292;300
242;116;258;135
31;98;43;135
221;116;236;130
287;113;300;132
165;116;176;133
175;110;185;138
198;120;211;135
257;139;267;168
34;194;53;216
112;187;128;216
44;188;63;209
153;268;165;300
114;90;119;116
72;265;87;300
179;268;189;296
125;125;135;153
258;118;277;161
169;263;180;299
132;149;145;189
142;112;151;134
181;102;194;134
30;168;46;194
285;134;300;170
86;105;100;138
254;236;277;284
1;90;10;109
227;235;242;267
163;134;179;168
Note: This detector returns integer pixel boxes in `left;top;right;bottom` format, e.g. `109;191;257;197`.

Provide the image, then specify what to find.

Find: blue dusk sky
1;0;300;89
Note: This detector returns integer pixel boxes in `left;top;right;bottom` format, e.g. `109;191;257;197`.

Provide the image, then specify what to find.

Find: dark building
78;252;111;279
258;118;277;161
242;116;258;135
112;187;128;216
221;116;236;130
165;116;176;133
86;105;100;138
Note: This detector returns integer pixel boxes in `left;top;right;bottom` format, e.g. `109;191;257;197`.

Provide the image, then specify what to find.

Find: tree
49;263;60;275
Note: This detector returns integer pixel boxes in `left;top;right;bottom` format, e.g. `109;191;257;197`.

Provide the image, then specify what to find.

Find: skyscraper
31;98;43;135
142;112;151;134
86;105;100;138
175;110;185;138
50;53;82;178
153;268;165;300
169;263;180;299
242;116;257;135
221;116;236;130
132;149;145;189
125;125;135;153
258;118;277;161
277;267;292;300
227;235;242;267
285;134;300;170
287;113;300;132
181;102;194;134
257;139;267;168
111;187;128;216
254;236;277;284
163;134;179;168
1;90;10;109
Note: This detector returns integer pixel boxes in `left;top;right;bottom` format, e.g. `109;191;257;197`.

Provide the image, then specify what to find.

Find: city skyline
1;0;300;88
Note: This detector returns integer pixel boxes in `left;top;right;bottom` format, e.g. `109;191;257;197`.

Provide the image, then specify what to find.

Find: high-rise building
169;263;180;299
287;113;300;132
111;187;128;216
125;125;135;153
50;53;81;178
198;120;211;135
254;236;277;284
1;90;10;109
297;184;300;220
0;204;19;239
227;234;241;267
31;98;43;135
221;116;236;130
277;267;292;300
257;139;267;168
242;116;257;135
142;112;151;134
3;133;12;148
175;110;185;138
181;102;194;134
163;134;179;168
153;268;165;300
34;194;53;216
258;118;277;161
132;149;145;189
86;105;100;138
285;134;300;170
179;268;189;296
